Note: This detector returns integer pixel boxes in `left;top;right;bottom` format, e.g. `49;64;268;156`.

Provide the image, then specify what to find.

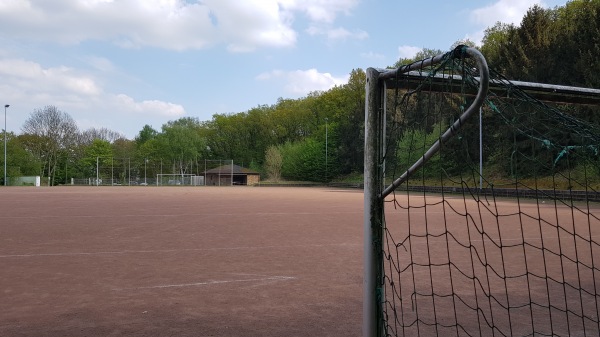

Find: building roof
204;164;260;175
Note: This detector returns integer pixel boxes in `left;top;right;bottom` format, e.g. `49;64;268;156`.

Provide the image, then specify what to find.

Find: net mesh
95;157;132;185
378;49;600;336
156;174;200;186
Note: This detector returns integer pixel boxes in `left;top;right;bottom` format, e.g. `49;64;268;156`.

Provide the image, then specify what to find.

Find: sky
0;0;569;139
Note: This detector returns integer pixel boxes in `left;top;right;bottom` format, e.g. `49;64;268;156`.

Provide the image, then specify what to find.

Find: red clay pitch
3;186;596;336
0;186;364;337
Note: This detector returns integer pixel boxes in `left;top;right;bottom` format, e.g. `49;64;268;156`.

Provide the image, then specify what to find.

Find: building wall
205;173;260;186
206;175;231;186
247;174;260;186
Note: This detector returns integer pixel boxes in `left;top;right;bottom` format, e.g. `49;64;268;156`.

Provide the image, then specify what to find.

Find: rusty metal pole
364;67;384;337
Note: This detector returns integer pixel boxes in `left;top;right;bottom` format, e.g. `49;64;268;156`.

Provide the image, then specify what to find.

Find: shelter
204;164;260;186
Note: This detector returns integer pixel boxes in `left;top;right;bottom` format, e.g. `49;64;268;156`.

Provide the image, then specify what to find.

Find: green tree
137;138;162;176
279;137;336;182
157;117;206;175
78;139;114;180
81;127;123;144
484;5;554;82
333;68;366;174
480;22;514;68
21;106;79;186
552;0;600;87
396;122;462;179
135;124;159;146
271;97;318;143
393;48;444;68
1;132;41;184
264;145;283;181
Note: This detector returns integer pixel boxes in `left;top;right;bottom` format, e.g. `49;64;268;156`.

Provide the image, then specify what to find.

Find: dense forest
1;0;599;186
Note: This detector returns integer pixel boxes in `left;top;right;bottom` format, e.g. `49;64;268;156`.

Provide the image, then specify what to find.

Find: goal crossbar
380;70;600;105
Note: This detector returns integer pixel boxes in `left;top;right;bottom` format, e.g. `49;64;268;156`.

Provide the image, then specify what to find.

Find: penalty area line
112;275;296;291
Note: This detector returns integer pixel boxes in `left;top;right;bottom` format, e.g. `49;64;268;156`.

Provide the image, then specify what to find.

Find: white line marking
0;243;359;258
112;276;296;291
0;211;363;220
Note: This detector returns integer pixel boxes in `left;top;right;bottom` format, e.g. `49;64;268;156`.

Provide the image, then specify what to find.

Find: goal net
156;174;201;186
364;45;600;337
93;157;132;186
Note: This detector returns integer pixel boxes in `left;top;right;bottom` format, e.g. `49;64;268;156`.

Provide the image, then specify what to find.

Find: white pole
96;156;99;186
479;107;483;190
3;104;9;186
325;117;328;182
144;158;147;185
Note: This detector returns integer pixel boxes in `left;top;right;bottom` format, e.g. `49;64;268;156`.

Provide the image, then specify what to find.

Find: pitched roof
204;164;259;175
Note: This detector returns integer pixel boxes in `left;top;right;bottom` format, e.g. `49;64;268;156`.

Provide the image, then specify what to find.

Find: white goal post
155;174;203;186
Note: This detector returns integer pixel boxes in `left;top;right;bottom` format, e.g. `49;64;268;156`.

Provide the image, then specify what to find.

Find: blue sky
0;0;568;139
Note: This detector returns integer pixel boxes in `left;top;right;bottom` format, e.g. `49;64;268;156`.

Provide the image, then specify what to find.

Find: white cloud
114;94;185;118
361;51;385;60
280;0;360;23
470;0;546;26
468;0;550;44
307;26;368;41
0;0;361;52
0;59;101;96
257;69;348;95
464;32;486;47
202;0;297;52
86;56;116;72
398;45;422;59
0;57;185;135
298;0;363;42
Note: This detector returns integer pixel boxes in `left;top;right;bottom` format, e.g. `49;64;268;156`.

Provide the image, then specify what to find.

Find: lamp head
4;105;8;108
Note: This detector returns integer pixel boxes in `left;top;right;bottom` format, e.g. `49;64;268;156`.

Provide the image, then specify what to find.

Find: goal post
156;174;201;186
364;44;600;337
364;45;490;336
154;160;235;186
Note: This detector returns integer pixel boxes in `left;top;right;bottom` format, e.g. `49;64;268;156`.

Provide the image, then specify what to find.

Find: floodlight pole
3;104;9;186
96;156;99;186
479;107;483;190
325;117;328;182
144;158;147;185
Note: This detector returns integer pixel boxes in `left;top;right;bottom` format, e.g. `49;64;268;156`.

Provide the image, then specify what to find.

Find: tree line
1;0;599;186
0;68;365;185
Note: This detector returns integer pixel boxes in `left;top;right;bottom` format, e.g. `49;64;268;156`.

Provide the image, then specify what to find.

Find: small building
204;164;260;186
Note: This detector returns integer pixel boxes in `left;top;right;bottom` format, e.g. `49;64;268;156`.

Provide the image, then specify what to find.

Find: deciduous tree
21;106;78;185
264;145;283;181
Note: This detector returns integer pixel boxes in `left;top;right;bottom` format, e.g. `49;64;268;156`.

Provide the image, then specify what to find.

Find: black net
378;48;600;336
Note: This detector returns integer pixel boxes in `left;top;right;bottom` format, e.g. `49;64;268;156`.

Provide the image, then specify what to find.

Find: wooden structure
204;164;260;186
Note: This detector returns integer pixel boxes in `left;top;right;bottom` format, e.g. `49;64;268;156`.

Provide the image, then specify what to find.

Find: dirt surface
3;186;596;336
0;187;364;337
